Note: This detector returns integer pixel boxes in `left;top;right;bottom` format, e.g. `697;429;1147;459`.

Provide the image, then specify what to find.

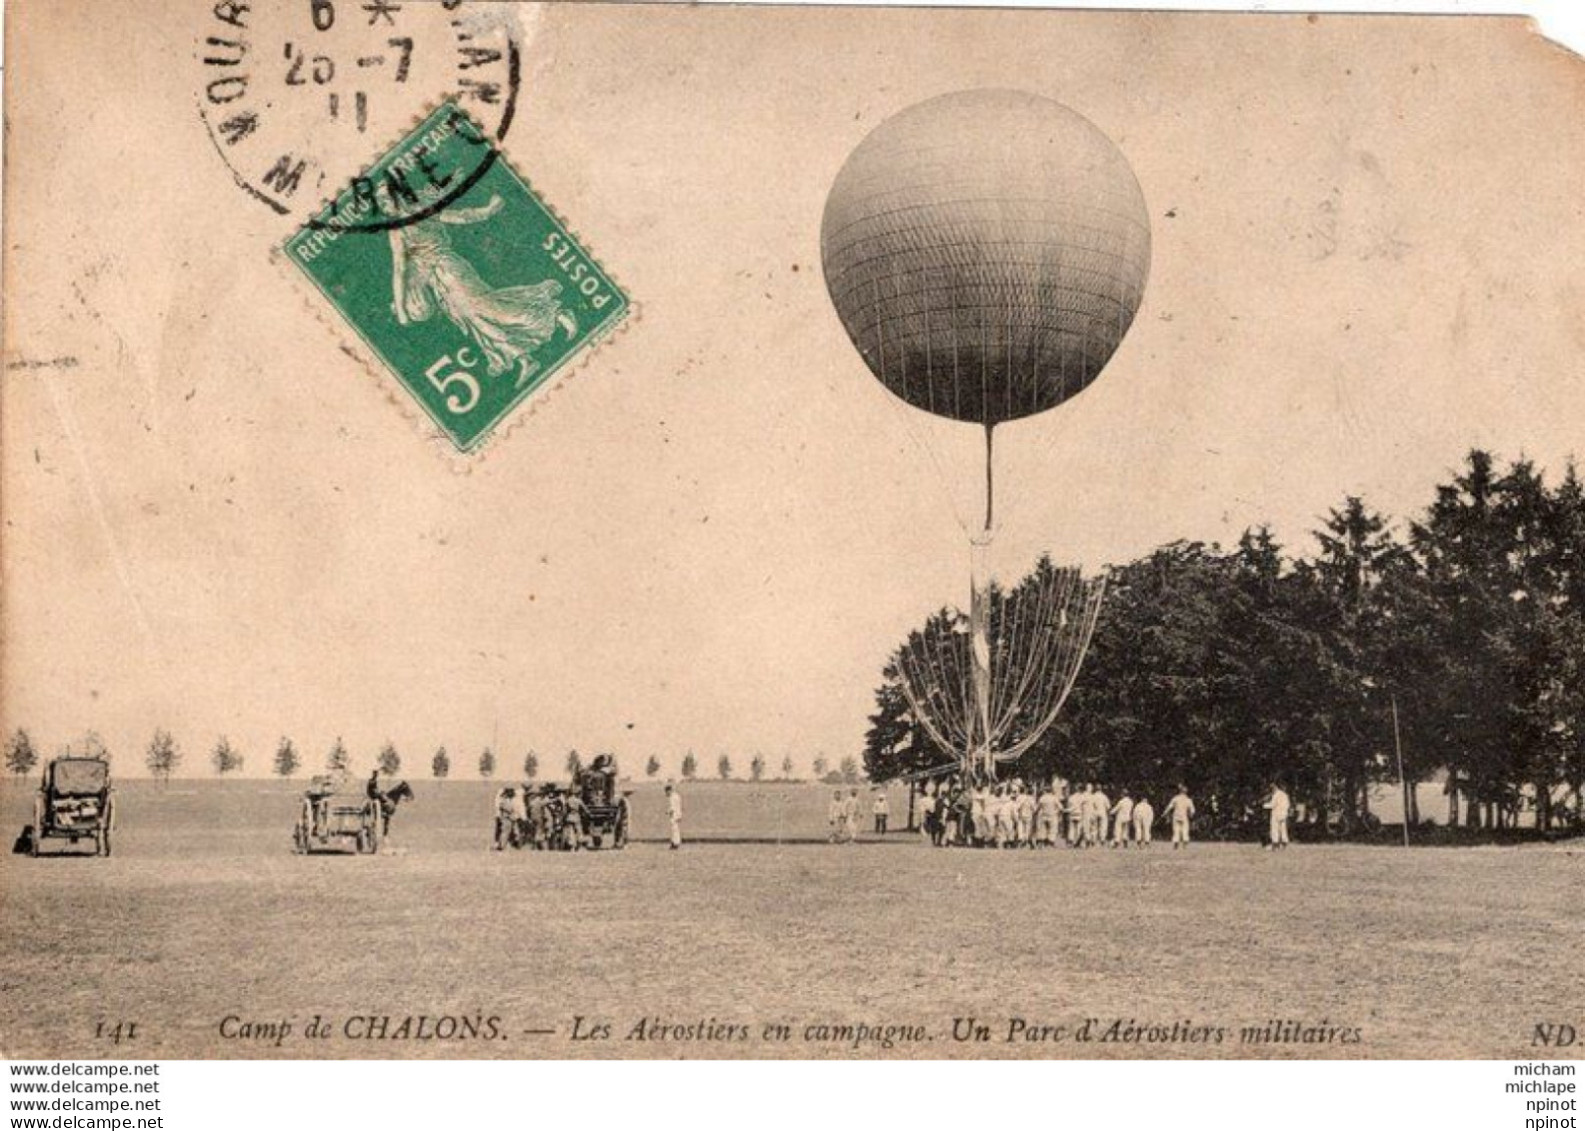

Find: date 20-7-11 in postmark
285;102;630;453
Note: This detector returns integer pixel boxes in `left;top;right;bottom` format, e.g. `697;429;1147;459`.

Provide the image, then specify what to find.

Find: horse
375;781;414;837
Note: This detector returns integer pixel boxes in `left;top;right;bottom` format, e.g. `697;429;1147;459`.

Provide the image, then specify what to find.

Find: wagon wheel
366;802;382;855
30;794;44;858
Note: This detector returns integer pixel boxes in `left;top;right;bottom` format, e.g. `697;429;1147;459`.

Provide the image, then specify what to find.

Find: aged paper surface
2;3;1583;1060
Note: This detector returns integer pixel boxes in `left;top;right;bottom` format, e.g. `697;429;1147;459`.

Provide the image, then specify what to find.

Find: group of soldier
489;773;1295;851
914;778;1203;849
492;782;589;851
826;787;880;843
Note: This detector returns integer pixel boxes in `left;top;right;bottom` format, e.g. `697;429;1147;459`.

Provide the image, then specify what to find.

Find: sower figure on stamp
388;194;579;389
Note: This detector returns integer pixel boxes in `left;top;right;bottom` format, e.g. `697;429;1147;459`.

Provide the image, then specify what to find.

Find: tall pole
970;424;996;781
983;422;995;534
1391;694;1410;848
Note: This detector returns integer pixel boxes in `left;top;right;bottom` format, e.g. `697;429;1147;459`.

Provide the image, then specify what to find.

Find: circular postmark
196;0;521;226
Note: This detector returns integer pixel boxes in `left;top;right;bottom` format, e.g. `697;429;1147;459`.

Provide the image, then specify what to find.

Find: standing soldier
1014;784;1036;848
1035;787;1061;847
991;785;1012;848
949;782;971;846
562;789;587;851
844;788;862;843
918;784;938;845
493;785;517;851
872;788;890;835
665;782;683;850
510;786;529;847
1166;784;1196;849
1131;794;1155;847
828;788;846;843
1110;790;1135;848
970;781;990;847
526;785;548;850
1263;781;1291;851
1066;784;1087;846
1088;783;1111;848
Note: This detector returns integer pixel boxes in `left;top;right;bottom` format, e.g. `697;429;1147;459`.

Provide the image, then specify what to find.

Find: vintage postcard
1;2;1582;1062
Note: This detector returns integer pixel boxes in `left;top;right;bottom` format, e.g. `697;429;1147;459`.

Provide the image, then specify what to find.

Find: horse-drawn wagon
292;773;412;855
30;756;115;857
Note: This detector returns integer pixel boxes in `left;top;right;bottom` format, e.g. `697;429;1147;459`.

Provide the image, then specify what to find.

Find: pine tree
645;755;661;778
377;742;401;775
211;736;243;776
146;729;181;784
273;737;300;778
432;747;450;780
4;728;39;779
326;737;350;775
478;748;496;779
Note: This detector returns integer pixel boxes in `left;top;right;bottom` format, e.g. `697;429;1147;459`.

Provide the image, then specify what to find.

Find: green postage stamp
285;102;629;452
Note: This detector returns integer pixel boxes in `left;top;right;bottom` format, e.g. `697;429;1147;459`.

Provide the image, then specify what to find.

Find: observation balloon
821;89;1151;426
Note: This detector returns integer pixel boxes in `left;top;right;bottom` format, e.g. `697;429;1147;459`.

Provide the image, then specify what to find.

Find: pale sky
3;6;1584;775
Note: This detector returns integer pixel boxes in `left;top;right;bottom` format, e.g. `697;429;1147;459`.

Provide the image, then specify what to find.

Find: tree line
864;450;1585;837
3;728;847;785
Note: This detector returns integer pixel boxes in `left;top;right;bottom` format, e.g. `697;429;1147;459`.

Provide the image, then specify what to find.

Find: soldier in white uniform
1034;788;1061;846
1131;796;1155;847
1088;785;1111;848
1014;786;1036;847
843;789;862;843
665;782;683;850
1110;791;1135;848
1065;785;1087;846
1263;782;1291;850
1165;785;1196;848
872;789;890;834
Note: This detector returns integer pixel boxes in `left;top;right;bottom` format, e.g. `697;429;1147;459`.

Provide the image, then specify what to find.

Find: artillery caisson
30;756;116;857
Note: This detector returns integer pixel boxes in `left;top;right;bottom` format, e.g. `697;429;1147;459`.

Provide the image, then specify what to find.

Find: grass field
0;778;1579;1060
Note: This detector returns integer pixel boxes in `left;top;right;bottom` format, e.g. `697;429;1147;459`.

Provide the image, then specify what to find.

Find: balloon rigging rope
890;564;1106;774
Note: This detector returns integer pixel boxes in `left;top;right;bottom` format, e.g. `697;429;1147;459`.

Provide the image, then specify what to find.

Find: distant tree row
4;728;835;785
865;450;1585;835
